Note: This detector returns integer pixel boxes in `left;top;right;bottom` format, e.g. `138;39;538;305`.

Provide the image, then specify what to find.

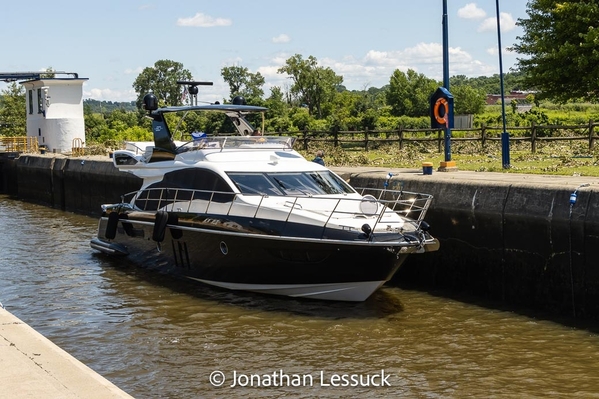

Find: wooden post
481;123;486;149
399;126;404;150
589;119;595;150
303;129;308;151
530;122;537;154
364;129;369;151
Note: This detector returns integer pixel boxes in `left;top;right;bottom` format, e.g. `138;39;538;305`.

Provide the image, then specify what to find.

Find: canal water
1;195;599;398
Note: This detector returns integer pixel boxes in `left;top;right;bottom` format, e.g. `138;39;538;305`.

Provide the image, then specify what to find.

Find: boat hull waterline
91;211;437;301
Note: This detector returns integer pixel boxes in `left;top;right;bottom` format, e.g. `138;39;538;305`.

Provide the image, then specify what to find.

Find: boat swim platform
0;306;134;399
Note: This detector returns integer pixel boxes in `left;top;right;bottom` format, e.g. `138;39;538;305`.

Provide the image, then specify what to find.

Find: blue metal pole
442;0;451;162
496;0;510;168
442;0;450;89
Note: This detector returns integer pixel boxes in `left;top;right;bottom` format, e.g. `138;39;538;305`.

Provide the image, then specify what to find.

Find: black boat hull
92;214;418;301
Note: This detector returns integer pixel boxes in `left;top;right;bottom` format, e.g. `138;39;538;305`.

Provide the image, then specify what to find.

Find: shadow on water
91;252;405;321
92;249;599;333
393;280;599;334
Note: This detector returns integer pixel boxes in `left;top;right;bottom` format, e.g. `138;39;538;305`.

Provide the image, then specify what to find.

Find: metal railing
0;136;39;153
110;186;433;238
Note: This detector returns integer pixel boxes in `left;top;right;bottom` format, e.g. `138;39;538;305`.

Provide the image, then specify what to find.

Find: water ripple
1;196;599;398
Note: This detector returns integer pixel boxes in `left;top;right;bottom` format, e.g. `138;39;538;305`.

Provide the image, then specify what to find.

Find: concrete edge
0;307;134;399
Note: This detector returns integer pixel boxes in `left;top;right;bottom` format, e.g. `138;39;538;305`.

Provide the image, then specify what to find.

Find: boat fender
120;213;135;236
105;212;120;239
152;210;170;242
168;212;183;240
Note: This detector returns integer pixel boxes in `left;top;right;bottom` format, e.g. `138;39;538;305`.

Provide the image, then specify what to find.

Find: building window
37;88;43;114
28;90;33;114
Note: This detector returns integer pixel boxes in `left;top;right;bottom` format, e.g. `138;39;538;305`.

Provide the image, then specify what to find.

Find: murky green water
1;195;598;398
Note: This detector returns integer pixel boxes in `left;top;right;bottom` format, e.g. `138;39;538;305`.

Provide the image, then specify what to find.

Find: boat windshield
228;171;356;196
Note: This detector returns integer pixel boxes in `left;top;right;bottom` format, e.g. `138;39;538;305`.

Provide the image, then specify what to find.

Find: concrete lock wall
348;173;599;319
13;156;141;214
2;155;599;319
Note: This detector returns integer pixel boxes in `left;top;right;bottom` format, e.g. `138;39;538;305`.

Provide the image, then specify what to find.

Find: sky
0;1;528;103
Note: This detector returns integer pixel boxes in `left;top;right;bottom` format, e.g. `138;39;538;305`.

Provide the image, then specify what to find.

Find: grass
299;139;599;177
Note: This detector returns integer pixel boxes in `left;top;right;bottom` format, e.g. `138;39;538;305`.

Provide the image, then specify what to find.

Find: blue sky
1;1;527;103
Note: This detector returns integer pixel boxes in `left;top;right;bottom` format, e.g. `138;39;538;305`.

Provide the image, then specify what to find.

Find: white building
20;75;88;153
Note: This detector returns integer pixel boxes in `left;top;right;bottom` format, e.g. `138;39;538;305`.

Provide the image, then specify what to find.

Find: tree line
0;57;527;143
1;0;597;144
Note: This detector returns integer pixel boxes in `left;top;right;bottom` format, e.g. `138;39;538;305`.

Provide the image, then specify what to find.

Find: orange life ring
433;97;449;125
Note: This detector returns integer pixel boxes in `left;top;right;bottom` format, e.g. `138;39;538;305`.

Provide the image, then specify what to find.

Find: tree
221;66;265;103
386;69;438;117
512;1;599;102
0;82;26;137
41;67;56;78
84;112;109;142
452;72;527;95
277;54;343;118
450;85;486;115
132;60;193;109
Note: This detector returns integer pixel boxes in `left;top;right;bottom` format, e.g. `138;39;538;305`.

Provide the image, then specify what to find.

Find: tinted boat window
307;171;354;194
135;168;234;210
228;171;354;196
228;173;283;196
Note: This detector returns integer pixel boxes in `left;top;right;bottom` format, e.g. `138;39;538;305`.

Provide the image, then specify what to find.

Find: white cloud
84;86;137;102
313;42;497;89
257;65;289;91
124;67;144;75
272;34;290;44
403;42;444;63
457;3;486;19
176;13;232;28
478;12;516;33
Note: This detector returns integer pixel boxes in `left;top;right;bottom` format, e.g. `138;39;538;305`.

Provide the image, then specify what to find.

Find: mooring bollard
422;162;433;175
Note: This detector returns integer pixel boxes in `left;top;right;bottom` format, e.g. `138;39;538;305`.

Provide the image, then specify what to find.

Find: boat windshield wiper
273;177;287;189
273;177;312;196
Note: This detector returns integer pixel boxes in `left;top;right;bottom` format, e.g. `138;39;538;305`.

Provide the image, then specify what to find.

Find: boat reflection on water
94;248;407;320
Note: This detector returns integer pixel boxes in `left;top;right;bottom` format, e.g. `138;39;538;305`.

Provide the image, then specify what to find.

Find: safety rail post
187;190;196;213
170;189;179;212
206;191;216;214
321;198;343;239
282;197;302;238
252;195;267;219
158;188;166;211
